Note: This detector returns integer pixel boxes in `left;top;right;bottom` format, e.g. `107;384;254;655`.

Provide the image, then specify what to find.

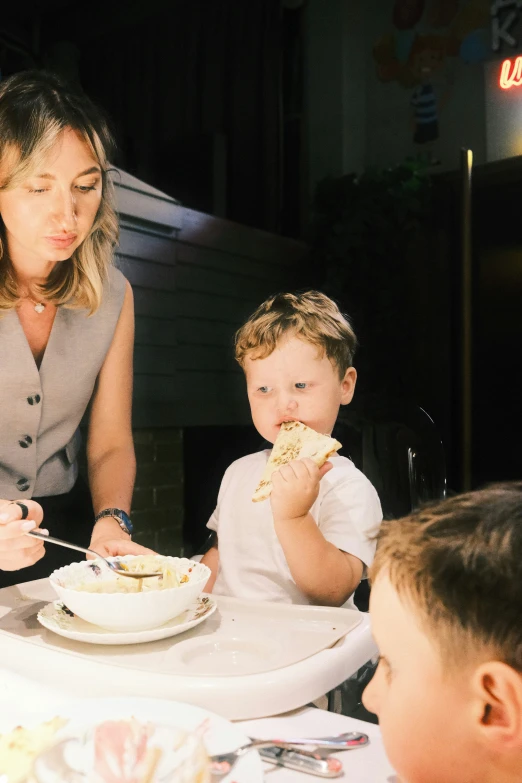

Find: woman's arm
87;281;150;557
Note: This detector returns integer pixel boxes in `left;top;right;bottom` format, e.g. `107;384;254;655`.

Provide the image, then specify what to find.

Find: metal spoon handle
210;741;323;769
249;732;369;750
27;530;101;561
26;531;161;579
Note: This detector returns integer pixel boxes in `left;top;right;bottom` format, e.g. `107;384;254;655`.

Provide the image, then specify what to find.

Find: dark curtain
73;0;282;232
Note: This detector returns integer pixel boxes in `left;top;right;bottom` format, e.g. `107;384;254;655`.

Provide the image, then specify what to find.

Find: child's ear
473;661;522;750
340;367;357;405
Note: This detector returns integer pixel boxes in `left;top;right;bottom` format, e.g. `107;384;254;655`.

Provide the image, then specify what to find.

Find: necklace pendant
34;302;45;314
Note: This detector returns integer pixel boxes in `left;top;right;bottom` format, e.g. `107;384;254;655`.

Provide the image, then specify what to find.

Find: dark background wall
0;0;305;235
106;166;308;554
1;0;521;504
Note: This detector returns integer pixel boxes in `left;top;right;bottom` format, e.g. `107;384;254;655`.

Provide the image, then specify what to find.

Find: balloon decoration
428;0;459;28
376;0;490;86
372;0;492;165
450;0;490;43
373;35;406;83
459;28;490;64
395;29;416;63
392;0;426;30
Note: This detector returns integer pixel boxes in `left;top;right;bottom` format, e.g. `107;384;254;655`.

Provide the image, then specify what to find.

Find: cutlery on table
210;731;369;778
252;731;369;749
35;731;369;781
258;746;345;777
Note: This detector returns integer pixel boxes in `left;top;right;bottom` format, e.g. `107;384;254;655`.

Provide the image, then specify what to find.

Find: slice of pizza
252;420;342;502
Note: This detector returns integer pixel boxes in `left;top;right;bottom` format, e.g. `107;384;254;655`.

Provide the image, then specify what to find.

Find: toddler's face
363;575;485;783
244;334;355;444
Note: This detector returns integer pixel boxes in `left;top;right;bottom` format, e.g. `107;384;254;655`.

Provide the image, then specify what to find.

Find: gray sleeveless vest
0;266;126;499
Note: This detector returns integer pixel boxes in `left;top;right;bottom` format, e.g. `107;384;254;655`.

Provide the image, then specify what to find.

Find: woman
0;70;151;587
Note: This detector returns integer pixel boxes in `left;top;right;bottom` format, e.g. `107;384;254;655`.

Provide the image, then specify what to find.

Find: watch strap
94;507;133;536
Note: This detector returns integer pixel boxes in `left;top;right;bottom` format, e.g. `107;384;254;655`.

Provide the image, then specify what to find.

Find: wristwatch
94;508;133;536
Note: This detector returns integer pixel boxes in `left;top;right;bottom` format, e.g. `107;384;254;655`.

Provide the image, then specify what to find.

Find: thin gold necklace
25;295;46;314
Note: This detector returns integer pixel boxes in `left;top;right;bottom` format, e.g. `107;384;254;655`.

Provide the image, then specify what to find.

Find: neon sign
499;56;522;88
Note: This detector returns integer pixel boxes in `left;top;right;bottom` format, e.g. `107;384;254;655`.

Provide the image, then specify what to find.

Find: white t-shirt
207;451;382;609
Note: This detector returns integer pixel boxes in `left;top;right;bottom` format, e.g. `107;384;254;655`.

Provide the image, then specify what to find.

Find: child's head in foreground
234;291;357;443
363;483;522;783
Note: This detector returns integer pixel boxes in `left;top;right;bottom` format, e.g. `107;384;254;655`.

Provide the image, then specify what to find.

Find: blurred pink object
94;719;152;783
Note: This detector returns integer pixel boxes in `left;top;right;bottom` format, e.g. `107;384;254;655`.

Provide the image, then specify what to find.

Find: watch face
118;511;133;534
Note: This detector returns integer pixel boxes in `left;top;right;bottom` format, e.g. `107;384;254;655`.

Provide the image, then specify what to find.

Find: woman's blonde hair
0;70;118;314
235;291;357;378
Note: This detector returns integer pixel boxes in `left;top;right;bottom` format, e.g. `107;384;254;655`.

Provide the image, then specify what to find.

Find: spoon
26;530;162;579
210;732;369;778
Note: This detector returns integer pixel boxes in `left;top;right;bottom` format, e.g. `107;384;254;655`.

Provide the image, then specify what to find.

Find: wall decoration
373;0;490;165
429;0;460;26
484;54;522;160
491;1;522;51
393;0;427;29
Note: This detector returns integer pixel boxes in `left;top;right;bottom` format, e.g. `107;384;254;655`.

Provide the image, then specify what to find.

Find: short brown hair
371;483;522;672
234;291;357;378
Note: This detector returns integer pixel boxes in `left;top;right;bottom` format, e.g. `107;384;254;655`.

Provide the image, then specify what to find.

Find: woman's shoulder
101;265;128;310
68;265;128;323
106;264;127;291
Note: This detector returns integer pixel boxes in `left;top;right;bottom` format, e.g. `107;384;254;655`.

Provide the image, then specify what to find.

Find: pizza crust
252;421;342;502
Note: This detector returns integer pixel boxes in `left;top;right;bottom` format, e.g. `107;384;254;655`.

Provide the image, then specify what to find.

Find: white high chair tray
0;579;376;720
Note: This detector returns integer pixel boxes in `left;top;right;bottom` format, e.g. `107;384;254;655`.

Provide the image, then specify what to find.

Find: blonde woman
0;71;150;586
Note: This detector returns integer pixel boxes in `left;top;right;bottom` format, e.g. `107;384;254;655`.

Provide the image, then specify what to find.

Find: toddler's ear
340;367;357;405
318;461;333;479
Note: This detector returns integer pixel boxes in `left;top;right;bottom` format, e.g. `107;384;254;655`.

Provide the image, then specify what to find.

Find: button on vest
0;266;126;499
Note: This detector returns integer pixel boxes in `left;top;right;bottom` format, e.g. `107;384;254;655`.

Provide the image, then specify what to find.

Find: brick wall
131;427;185;556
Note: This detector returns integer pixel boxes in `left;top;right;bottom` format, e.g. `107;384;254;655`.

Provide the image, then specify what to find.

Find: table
0;577;394;780
0;580;377;720
0;669;396;782
240;708;397;782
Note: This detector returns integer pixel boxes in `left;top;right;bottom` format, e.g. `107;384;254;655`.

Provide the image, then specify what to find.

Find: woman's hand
89;516;155;559
88;536;155;559
0;498;47;571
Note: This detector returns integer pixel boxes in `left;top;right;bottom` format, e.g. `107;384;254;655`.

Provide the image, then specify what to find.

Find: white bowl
49;556;211;632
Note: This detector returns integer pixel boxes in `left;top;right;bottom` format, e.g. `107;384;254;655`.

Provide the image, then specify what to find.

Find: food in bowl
72;556;192;594
0;717;65;783
49;556;211;632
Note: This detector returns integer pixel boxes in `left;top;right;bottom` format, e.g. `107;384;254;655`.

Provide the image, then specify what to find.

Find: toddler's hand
270;458;332;521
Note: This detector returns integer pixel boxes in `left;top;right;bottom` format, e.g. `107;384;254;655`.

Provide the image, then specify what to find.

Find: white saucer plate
37;595;216;645
0;697;263;783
